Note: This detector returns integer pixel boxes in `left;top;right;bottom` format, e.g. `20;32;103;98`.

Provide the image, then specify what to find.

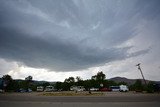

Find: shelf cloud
0;0;159;72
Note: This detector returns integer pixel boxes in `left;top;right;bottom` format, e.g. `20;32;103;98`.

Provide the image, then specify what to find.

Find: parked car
37;86;44;92
109;86;120;92
27;88;32;92
18;88;27;93
0;89;3;93
90;87;99;91
17;88;32;92
119;85;129;92
99;87;112;91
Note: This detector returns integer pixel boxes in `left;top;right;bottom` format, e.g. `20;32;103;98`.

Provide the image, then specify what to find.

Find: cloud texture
0;0;159;71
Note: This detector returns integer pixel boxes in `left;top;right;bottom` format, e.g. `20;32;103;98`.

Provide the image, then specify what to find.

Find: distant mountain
14;79;56;85
109;77;160;85
34;80;56;85
109;77;135;85
31;80;56;85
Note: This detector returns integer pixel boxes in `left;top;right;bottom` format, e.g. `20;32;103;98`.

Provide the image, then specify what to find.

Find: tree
63;77;75;91
132;79;144;91
118;81;127;85
76;76;83;82
64;77;75;83
42;82;50;87
103;80;117;88
83;79;92;90
2;74;13;91
91;71;106;88
91;71;106;81
146;81;155;93
25;76;32;81
25;76;33;91
76;76;84;86
10;80;20;91
55;82;62;91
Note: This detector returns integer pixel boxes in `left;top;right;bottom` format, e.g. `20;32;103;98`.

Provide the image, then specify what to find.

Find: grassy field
40;91;104;96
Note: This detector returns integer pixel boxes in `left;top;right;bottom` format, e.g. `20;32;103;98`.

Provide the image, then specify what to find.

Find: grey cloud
0;28;149;71
0;0;158;71
0;58;17;75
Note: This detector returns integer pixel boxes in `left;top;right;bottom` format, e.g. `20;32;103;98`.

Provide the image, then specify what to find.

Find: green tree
25;76;32;81
91;71;106;88
10;80;20;91
91;71;106;81
132;79;144;91
64;77;75;83
118;81;127;85
63;77;75;91
146;81;155;93
83;80;92;90
2;74;13;91
76;76;83;82
76;76;83;86
42;82;50;87
25;76;33;91
19;80;27;90
103;80;117;88
55;82;62;91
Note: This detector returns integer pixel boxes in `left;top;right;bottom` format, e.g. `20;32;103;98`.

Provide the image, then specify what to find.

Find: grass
40;91;104;96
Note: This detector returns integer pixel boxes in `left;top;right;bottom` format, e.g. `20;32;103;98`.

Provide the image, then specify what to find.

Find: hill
109;77;160;85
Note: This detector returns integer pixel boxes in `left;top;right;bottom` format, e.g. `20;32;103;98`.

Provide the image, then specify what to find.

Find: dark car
99;87;112;91
17;88;32;93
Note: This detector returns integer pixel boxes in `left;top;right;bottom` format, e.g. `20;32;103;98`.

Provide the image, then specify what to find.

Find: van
119;85;129;92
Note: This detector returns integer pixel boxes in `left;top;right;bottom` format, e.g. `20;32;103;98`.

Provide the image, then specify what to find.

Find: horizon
1;75;159;83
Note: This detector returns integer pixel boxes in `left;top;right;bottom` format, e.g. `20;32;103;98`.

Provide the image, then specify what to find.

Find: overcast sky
0;0;160;81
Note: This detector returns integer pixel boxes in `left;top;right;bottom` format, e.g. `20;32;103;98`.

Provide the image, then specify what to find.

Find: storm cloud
0;0;159;71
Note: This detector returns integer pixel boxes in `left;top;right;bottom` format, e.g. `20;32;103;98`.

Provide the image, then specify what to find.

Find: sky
0;0;160;82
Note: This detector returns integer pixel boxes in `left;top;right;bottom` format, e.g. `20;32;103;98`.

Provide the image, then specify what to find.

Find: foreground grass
40;91;104;96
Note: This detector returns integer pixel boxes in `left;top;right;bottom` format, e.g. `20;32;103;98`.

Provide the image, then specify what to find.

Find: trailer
70;86;85;91
44;86;54;92
36;86;44;92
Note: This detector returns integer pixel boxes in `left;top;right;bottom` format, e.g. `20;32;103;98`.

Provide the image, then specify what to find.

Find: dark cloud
0;27;149;71
0;0;158;71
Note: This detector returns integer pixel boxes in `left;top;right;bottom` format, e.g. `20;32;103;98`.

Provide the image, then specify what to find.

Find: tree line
0;71;159;93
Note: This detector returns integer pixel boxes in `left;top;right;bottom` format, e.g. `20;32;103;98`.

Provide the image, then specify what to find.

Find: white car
119;85;129;92
90;88;98;91
37;86;44;92
0;89;3;93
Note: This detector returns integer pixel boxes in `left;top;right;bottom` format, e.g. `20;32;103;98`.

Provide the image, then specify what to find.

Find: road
0;92;160;107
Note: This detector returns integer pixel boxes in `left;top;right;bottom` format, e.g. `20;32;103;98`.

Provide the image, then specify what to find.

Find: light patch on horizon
7;65;95;81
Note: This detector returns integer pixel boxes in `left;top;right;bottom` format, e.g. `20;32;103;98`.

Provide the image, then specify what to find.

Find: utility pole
136;63;147;85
